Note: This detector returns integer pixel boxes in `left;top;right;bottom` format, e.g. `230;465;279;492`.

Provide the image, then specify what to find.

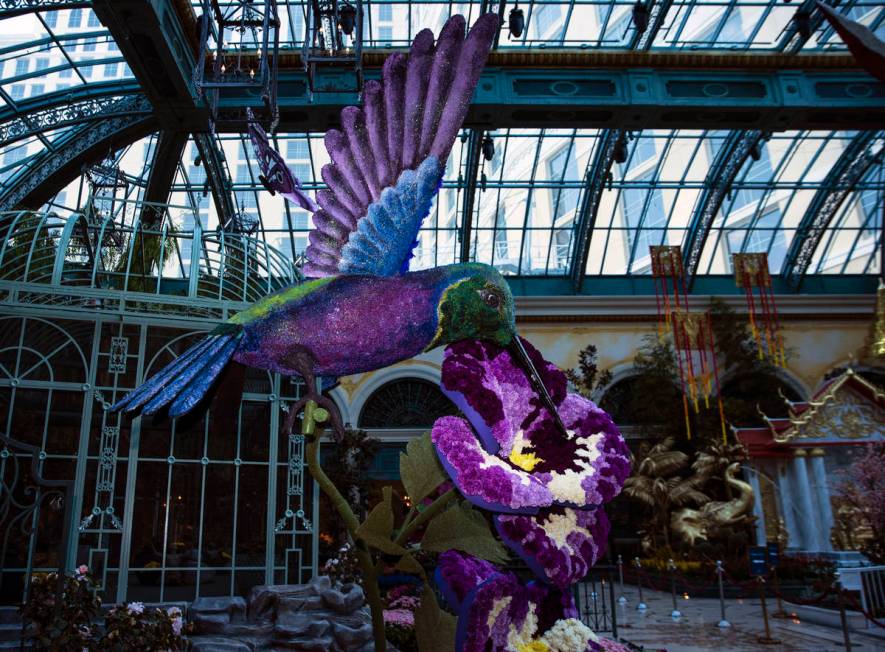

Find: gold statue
670;462;756;546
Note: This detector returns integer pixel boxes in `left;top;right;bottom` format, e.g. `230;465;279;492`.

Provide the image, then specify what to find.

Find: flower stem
303;401;387;652
394;488;458;547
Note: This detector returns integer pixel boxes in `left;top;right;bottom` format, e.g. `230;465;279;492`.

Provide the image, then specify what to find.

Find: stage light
339;3;357;36
194;155;202;167
794;8;812;40
509;6;525;39
749;141;761;161
632;0;649;35
480;171;487;191
482;134;495;161
613;135;629;164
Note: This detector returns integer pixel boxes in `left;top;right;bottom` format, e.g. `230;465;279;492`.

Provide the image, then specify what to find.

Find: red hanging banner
733;253;785;366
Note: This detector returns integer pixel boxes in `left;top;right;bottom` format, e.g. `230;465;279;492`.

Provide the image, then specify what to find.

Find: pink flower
171;616;183;636
77;564;89;575
383;608;415;628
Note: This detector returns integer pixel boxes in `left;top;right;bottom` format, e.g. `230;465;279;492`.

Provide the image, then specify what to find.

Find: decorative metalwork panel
0;433;74;604
0;0;89;19
0;95;152;149
0;113;154;212
108;337;129;374
276;432;311;532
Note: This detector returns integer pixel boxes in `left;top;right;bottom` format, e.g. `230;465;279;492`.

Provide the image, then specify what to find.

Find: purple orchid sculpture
431;338;630;588
437;550;629;652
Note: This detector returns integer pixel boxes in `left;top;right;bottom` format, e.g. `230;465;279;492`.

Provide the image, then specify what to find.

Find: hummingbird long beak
507;336;569;437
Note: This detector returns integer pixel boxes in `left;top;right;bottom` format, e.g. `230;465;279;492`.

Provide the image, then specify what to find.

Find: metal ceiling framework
682;129;766;288
138;129;189;225
0;112;157;211
782;131;884;287
0;0;89;21
0;0;883;289
569;0;674;291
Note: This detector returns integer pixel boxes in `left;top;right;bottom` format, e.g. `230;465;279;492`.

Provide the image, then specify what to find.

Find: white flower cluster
540;618;598;652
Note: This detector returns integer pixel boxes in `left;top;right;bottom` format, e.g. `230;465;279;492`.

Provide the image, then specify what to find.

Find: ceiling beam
139;130;189;226
569;129;623;291
92;0;205;130
682;130;765;287
781;132;883;288
0;114;157;211
459;130;483;263
210;67;885;133
192;132;237;227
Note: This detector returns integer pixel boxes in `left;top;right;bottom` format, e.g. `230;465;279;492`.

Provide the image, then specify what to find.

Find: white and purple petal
495;507;610;589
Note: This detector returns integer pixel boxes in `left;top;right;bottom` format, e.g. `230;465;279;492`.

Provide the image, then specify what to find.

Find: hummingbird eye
479;288;502;310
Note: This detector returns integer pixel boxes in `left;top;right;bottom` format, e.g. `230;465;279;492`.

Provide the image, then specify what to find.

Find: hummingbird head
426;264;569;436
425;264;515;351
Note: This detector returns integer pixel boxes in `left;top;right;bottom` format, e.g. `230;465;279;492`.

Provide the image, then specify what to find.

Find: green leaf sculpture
415;584;457;652
400;431;447;504
421;501;509;564
355;486;408;555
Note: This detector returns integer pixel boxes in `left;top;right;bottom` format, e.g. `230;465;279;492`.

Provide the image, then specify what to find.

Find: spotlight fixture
509;5;525;39
480;171;487;191
794;8;812;40
481;134;495;162
339;2;357;36
613;134;629;164
193;155;202;167
259;173;277;195
632;0;649;35
749;141;761;161
202;181;210;198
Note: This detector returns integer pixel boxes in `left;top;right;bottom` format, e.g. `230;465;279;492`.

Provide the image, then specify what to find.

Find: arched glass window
358;378;457;429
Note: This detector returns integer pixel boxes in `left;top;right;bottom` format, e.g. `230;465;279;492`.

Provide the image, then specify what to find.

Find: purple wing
303;13;499;279
247;111;318;213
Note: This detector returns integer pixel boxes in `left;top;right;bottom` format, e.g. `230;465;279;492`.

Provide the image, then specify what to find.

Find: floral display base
188;576;376;652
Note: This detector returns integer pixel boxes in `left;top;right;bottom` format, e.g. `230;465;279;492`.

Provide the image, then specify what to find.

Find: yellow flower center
518;642;550;652
508;433;544;471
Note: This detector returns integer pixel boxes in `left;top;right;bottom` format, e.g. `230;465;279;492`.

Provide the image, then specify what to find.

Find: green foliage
21;569;190;650
99;604;189;651
566;344;613;398
421;501;509;564
21;569;100;650
356;486;409;555
414;584;457;652
399;432;447;504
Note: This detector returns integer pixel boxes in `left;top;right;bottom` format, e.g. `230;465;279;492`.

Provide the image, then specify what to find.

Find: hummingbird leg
283;361;347;443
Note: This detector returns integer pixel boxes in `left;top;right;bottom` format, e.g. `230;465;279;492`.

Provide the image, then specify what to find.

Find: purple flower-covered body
229;263;503;378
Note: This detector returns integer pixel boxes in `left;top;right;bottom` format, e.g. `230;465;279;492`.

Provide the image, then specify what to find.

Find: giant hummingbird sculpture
112;14;565;432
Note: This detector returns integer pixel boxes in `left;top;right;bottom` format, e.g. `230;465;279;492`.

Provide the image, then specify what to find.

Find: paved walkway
611;587;885;651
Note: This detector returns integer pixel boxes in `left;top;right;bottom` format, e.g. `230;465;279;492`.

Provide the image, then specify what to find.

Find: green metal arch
781;131;884;288
0;93;153;149
0;81;144;126
0;0;89;20
0;113;158;211
682;130;764;289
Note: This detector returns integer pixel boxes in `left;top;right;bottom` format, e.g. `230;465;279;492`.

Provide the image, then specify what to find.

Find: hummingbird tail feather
110;327;243;418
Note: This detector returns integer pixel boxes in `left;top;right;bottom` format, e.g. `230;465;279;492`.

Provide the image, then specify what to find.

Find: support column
790;449;819;551
777;459;801;549
747;465;767;546
808;448;834;552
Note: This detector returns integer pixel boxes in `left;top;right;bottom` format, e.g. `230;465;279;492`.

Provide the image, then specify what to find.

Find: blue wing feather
339;156;442;276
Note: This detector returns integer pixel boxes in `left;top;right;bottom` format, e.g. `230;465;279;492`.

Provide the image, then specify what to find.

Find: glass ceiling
0;3;882;285
204;0;885;50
